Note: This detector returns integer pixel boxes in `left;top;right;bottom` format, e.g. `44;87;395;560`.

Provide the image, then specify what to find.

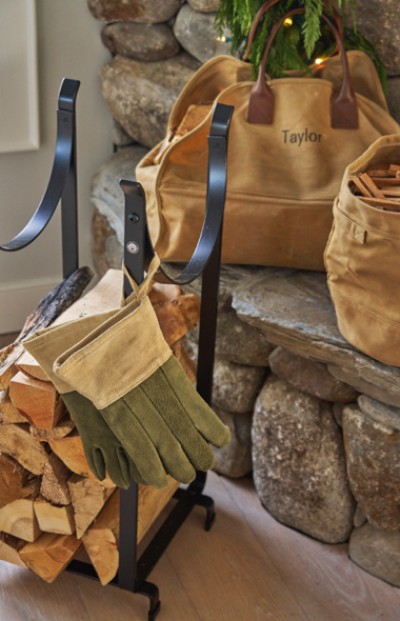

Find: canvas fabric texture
54;295;172;410
136;51;399;270
324;134;400;367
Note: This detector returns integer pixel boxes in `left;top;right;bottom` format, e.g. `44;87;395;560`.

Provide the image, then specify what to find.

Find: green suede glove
24;314;168;489
54;280;231;486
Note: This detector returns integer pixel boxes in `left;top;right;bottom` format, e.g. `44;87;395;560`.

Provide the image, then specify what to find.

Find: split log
82;477;179;586
137;477;179;543
0;267;93;390
16;350;49;381
9;371;64;429
34;499;75;535
49;435;94;479
149;282;181;304
0;347;19;392
68;475;115;538
19;533;82;583
0;498;41;542
171;340;197;384
0;534;26;567
40;453;71;506
0;390;27;423
152;294;200;346
51;267;122;326
30;416;75;442
0;454;40;508
0;424;48;475
82;491;119;585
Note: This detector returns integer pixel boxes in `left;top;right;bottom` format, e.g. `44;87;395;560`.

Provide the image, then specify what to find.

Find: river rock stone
100;53;199;148
101;22;180;62
91;145;148;254
216;306;274;366
213;408;252;478
349;523;400;587
88;0;183;23
212;358;265;414
269;347;359;402
353;0;400;76
173;4;229;63
252;376;355;543
112;121;135;148
387;77;400;124
353;504;367;528
357;395;400;431
92;211;123;275
188;0;220;12
332;403;347;427
328;364;400;408
232;268;400;405
343;404;400;531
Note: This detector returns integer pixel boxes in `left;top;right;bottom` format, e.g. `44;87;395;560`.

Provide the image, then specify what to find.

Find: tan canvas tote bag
136;9;399;270
325;134;400;367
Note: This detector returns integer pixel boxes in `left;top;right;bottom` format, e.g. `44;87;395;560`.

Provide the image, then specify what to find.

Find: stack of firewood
0;268;199;585
350;164;400;211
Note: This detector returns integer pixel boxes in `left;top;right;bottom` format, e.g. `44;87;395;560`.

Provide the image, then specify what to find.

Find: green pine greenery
216;0;386;90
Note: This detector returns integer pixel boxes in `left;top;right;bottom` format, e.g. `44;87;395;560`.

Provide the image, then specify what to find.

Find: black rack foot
136;580;161;621
195;493;216;531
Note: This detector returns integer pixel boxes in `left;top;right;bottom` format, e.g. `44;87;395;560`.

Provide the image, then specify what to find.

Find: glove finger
90;446;107;482
124;389;196;484
139;374;215;472
162;357;231;448
116;446;147;487
101;401;169;488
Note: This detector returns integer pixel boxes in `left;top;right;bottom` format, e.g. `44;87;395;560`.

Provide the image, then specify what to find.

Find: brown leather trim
246;8;358;129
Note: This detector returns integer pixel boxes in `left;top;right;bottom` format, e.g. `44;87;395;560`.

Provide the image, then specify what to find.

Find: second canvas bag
324;134;400;367
136;8;399;270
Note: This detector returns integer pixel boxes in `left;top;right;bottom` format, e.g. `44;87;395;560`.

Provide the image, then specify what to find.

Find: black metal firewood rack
0;78;233;620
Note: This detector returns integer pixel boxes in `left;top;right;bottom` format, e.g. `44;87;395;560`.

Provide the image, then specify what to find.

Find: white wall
0;0;113;332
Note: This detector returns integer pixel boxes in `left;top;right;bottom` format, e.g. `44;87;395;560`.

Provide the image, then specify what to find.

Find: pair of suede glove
24;258;230;489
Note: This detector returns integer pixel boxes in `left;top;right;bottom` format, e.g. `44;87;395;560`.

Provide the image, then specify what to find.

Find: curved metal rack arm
0;78;80;278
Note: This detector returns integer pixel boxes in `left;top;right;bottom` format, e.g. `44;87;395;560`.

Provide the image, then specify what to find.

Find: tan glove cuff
23;311;116;394
54;296;172;409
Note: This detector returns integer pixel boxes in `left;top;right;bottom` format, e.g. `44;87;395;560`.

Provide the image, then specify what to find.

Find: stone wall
188;265;400;587
87;0;400;588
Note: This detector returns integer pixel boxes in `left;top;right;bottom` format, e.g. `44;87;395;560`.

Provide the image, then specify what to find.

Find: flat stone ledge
230;267;400;406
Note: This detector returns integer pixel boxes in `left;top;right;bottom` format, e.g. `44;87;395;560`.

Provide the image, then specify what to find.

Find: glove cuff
23;311;116;394
54;296;172;409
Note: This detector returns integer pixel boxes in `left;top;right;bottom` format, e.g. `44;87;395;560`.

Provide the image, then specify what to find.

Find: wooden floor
0;472;399;621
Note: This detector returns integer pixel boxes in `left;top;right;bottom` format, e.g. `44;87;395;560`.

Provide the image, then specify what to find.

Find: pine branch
215;0;384;87
302;0;323;58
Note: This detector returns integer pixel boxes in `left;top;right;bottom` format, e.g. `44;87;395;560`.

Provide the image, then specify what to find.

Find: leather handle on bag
242;0;343;61
247;8;358;129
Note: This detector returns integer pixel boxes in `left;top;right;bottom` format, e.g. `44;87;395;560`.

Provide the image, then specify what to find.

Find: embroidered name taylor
282;129;322;146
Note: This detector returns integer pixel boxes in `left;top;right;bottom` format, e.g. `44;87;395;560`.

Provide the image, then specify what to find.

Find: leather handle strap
247;8;358;129
242;0;343;61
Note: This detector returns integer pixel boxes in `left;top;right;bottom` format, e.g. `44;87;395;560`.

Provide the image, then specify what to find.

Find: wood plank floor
0;472;399;621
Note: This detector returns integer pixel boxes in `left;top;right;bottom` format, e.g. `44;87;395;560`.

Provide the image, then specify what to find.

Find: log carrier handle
247;8;357;129
242;0;343;61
